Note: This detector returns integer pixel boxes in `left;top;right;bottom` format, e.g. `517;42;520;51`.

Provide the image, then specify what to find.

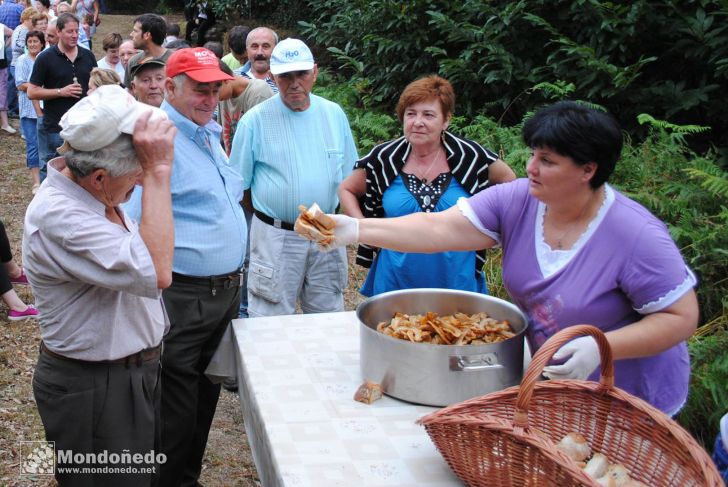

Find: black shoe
221;377;238;392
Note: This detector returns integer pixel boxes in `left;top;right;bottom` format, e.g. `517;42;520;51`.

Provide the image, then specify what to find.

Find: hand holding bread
294;204;359;250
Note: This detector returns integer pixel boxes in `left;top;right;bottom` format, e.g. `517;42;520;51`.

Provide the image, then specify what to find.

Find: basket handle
512;325;614;430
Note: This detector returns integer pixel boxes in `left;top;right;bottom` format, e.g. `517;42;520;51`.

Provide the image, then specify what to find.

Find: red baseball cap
166;47;233;83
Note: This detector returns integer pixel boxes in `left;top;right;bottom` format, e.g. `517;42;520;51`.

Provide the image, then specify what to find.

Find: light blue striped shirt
229;94;357;223
124;100;247;276
15;53;36;119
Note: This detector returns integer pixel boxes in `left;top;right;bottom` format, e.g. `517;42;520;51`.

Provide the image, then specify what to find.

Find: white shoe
1;125;17;134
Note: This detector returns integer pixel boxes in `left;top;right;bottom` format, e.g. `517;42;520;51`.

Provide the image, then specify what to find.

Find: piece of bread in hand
354;381;383;404
294;203;336;245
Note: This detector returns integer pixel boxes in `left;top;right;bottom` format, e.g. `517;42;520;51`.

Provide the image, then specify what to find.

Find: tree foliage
299;0;728;157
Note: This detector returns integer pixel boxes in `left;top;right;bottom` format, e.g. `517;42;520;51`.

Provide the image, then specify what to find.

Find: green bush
678;330;728;448
300;0;728;158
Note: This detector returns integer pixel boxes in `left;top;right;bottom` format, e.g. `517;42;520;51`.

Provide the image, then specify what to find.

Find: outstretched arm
330;204;497;253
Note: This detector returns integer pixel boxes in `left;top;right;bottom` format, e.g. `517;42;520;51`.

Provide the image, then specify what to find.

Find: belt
254;209;295;231
40;341;162;367
172;271;243;288
172;270;243;296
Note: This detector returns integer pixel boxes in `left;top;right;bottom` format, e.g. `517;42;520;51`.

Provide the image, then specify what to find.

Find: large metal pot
357;289;529;407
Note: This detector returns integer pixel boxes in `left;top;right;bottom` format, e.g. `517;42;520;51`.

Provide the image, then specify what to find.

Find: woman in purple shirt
317;101;699;415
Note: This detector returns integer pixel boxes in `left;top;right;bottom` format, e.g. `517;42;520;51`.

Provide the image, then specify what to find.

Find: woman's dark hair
522;101;623;188
25;30;45;48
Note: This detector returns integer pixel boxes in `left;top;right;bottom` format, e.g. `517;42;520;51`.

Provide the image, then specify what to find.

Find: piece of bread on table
354;381;383;404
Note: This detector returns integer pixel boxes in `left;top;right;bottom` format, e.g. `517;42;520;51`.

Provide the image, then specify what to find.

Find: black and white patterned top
400;172;453;212
354;131;499;272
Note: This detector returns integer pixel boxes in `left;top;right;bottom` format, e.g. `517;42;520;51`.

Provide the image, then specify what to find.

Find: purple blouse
461;179;696;413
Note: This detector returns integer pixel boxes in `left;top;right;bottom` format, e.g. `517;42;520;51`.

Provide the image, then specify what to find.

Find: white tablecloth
211;311;462;487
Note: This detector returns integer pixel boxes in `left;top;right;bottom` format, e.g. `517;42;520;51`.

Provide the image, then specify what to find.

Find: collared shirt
22;158;167;361
233;61;278;93
0;1;23;30
29;44;97;132
124;100;247;276
15;53;37;119
230;94;358;224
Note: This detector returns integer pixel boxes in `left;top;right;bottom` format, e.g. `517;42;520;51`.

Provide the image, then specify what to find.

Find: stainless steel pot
357;289;529;407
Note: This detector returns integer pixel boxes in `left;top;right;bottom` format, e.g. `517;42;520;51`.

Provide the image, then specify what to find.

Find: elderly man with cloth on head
23;84;176;487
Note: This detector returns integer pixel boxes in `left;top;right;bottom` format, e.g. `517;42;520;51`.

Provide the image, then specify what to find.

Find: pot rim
356;288;529;349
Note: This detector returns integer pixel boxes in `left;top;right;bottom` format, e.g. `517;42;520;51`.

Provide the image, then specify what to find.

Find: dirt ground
0;13;367;487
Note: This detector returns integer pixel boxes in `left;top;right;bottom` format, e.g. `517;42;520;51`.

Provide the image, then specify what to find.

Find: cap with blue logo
270;38;315;75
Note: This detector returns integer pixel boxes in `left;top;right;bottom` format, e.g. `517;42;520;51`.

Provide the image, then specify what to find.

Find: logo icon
19;441;55;476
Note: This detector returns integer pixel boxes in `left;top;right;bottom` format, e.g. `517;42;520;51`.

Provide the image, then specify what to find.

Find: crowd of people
0;1;725;485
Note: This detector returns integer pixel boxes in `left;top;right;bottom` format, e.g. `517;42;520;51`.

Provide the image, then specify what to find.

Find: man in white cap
22;84;176;487
230;38;358;317
123;47;247;487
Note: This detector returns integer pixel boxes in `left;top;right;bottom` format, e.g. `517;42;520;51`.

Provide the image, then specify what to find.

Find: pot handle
450;353;504;371
512;325;614;431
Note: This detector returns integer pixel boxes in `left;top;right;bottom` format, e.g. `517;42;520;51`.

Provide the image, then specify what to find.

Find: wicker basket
418;325;723;487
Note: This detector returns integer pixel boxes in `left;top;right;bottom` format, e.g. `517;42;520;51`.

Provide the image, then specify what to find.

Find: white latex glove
320;214;359;251
542;335;600;381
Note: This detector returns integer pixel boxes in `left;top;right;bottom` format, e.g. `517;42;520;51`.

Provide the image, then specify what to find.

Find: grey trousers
32;348;161;487
247;216;348;317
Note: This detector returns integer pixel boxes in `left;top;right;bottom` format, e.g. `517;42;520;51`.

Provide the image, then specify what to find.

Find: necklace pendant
423;194;431;207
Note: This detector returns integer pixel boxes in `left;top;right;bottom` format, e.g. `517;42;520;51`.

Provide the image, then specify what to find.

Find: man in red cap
123;47;247;487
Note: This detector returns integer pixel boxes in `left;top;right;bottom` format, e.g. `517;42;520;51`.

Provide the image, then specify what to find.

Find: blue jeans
21;118;39;169
238;206;253;318
6;59;18;116
40;130;63;174
37;118;50;181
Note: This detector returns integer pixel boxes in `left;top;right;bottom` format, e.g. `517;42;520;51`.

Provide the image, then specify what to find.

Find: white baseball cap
58;84;168;153
269;38;315;75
